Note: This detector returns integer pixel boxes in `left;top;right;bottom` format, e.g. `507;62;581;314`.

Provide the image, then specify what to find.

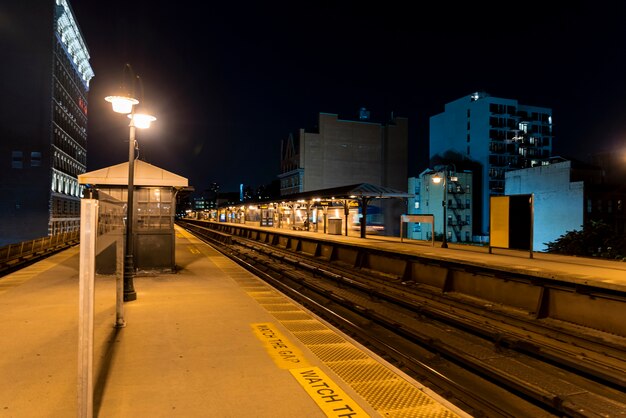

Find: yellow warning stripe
194;229;463;417
251;322;311;369
252;323;370;417
176;226;208;256
290;367;370;417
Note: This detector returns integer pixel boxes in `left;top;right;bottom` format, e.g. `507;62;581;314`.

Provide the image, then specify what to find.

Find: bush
544;220;626;260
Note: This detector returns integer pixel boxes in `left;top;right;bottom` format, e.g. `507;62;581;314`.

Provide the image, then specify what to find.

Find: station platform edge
0;225;468;418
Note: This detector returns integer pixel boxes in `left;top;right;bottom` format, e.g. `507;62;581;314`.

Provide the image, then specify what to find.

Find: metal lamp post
105;64;156;302
432;171;448;248
432;165;457;248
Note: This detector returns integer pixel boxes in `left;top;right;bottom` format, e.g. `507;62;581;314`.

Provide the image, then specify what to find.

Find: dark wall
0;1;56;245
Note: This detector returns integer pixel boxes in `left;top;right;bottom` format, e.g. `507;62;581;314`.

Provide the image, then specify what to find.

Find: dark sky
70;1;626;193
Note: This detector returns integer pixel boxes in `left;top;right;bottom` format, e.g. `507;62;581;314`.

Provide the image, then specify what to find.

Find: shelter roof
78;160;188;188
275;183;414;201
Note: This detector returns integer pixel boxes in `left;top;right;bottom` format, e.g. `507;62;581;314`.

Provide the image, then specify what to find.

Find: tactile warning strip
231;275;461;418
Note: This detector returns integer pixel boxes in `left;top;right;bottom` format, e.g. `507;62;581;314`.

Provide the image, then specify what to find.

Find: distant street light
105;63;156;302
432;165;457;248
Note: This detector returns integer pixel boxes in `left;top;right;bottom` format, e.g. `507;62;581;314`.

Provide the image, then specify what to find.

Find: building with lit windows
0;0;93;246
407;169;473;243
430;92;553;241
279;110;408;235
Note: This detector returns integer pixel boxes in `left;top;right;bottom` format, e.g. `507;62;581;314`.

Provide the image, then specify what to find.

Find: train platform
0;225;469;418
232;222;626;293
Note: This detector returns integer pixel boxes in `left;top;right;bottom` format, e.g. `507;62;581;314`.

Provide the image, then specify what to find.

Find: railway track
180;221;626;417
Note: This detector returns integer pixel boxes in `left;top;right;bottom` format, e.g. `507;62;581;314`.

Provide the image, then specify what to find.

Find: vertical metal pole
441;169;448;248
431;222;435;247
306;203;310;231
78;196;97;418
344;201;349;236
115;234;126;327
489;196;493;254
529;194;534;259
124;114;137;302
5;244;11;262
360;197;368;239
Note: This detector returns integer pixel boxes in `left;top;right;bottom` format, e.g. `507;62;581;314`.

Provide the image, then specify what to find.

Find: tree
544;220;626;261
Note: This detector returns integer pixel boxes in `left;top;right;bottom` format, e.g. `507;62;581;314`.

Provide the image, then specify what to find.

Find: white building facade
407;169;473;243
505;160;584;252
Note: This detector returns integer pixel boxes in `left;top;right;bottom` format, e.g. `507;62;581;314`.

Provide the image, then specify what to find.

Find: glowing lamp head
105;95;139;114
129;113;157;129
432;173;442;184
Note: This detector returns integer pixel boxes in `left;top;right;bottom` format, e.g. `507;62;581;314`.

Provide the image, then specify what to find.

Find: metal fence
0;231;80;268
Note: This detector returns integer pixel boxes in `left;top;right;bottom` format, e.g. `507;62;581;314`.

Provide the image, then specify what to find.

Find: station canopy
274;183;414;202
78;160;188;188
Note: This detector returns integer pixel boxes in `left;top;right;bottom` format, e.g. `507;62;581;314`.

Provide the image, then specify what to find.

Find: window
12;151;23;169
135;187;173;230
31;151;42;167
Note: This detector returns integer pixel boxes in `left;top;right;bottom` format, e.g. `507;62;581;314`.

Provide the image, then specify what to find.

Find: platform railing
0;231;80;267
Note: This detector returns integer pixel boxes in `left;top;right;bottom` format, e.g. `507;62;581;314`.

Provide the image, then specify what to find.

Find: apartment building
0;0;94;245
430;92;552;240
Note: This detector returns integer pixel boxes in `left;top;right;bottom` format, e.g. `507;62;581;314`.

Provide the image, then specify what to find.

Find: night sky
70;1;626;193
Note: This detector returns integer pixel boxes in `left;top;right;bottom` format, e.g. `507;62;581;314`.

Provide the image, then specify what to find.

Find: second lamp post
105;63;156;302
432;165;457;248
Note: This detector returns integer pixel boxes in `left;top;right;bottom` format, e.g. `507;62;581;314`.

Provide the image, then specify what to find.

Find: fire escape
447;179;467;242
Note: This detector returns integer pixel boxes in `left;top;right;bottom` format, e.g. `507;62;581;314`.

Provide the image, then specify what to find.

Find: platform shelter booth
78;160;188;273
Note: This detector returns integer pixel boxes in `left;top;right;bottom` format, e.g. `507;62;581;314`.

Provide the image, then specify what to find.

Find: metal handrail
0;231;80;264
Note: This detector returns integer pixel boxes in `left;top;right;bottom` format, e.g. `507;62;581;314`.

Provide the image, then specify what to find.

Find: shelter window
136;188;173;229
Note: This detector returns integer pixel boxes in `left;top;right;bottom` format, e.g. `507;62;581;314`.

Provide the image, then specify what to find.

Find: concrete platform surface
0;226;467;418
